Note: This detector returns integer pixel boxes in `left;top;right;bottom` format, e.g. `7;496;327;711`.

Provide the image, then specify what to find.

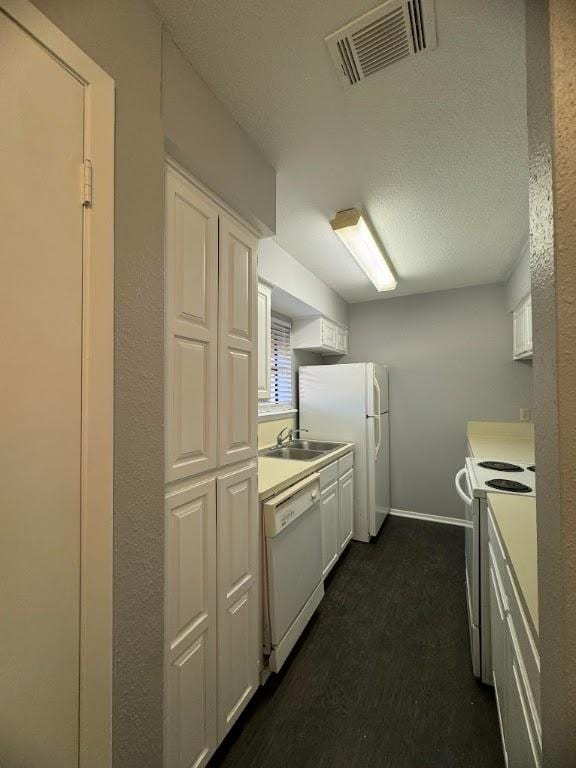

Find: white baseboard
389;508;467;528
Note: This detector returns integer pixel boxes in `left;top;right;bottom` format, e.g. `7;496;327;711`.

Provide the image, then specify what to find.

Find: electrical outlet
520;408;531;422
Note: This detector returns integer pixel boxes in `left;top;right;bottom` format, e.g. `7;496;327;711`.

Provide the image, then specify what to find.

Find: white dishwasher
262;473;324;673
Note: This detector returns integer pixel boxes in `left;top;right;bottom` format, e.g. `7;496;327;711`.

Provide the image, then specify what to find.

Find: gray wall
527;0;576;762
343;283;533;520
162;35;276;236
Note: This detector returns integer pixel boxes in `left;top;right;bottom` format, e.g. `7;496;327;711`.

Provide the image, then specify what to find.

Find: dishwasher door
264;475;324;670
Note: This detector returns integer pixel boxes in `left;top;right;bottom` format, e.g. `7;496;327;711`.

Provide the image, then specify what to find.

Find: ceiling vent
325;0;437;87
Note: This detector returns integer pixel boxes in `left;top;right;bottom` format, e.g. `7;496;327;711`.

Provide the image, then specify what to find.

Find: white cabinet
318;455;354;579
218;214;258;467
338;468;354;552
320;480;339;578
488;509;541;768
164;164;260;767
292;315;348;356
257;282;272;400
217;462;260;741
165;478;217;768
513;295;533;360
165;166;219;481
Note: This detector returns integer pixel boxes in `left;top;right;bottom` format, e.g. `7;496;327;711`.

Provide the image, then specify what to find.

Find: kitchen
2;1;574;767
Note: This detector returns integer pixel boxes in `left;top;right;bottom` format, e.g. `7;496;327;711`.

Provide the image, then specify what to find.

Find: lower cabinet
320;481;339;578
164;462;259;768
338;468;354;552
216;463;260;741
165;477;217;768
489;511;541;768
319;453;354;580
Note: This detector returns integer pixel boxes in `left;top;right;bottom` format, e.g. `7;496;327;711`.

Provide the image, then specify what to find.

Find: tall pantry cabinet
164;163;260;768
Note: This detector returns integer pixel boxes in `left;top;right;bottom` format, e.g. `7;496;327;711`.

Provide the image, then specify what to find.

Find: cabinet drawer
506;562;540;717
507;614;542;762
338;452;354;476
319;460;338;490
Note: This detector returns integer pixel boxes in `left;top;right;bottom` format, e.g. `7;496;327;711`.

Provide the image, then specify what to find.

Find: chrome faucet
276;427;309;447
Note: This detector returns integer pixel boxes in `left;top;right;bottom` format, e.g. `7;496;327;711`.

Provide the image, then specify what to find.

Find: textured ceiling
154;0;529;302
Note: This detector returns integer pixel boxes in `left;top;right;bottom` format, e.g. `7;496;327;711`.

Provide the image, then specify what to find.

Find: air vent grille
325;0;437;88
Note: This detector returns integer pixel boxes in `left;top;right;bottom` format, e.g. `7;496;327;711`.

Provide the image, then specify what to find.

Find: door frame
0;2;115;765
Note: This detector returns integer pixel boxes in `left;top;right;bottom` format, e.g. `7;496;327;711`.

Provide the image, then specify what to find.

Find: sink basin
289;440;345;452
262;447;324;461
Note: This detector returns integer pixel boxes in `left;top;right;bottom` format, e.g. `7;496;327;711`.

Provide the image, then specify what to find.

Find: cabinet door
320;481;339;578
489;565;508;758
217;463;260;741
513;306;526;358
257;283;272;400
165;166;219;481
507;655;540;768
218;214;258;466
165;479;217;768
322;318;337;349
338;469;354;551
524;297;533;355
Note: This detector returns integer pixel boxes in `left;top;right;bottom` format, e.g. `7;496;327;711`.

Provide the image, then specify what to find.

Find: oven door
455;468;481;677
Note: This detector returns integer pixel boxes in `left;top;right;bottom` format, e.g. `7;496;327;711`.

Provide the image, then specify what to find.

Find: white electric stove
455;458;536;683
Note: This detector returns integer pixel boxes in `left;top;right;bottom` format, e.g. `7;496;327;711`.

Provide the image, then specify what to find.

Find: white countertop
467;420;538;635
487;493;538;635
258;442;355;501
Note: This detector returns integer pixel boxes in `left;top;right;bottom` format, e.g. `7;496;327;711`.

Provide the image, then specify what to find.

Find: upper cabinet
513;295;533;360
257;283;272;400
165;166;219;481
292;316;348;356
165;165;258;481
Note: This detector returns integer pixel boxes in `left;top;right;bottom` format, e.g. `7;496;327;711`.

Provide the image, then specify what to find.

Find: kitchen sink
289;440;345;452
262;447;324;461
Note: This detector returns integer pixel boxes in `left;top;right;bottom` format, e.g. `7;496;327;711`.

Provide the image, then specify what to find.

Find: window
259;315;293;414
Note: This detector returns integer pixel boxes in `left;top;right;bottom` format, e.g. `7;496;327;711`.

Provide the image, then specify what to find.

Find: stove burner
527;465;535;472
478;461;523;472
486;478;533;493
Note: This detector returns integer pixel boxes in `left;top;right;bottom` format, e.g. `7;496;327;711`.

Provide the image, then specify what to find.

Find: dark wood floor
212;516;504;768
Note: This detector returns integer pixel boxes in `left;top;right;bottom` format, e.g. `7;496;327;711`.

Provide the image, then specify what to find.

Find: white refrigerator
299;363;390;542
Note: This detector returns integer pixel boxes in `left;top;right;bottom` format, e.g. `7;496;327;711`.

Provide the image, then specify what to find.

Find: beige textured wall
30;1;165;765
526;0;576;763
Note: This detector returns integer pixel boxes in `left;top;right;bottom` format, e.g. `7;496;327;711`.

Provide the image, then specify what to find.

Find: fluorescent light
330;209;397;292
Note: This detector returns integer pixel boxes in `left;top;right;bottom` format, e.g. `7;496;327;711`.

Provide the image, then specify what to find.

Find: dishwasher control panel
263;477;320;537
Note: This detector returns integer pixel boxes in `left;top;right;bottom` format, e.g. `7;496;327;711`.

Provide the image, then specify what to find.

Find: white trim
165;154;262;239
0;3;115;766
258;409;298;423
390;508;467;527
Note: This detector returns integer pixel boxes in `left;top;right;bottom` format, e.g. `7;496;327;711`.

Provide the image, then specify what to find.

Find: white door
257;282;272;400
165;479;217;768
338;469;354;551
165;166;219;481
0;11;84;765
218;215;258;466
320;481;339;578
507;655;540;768
217;463;260;741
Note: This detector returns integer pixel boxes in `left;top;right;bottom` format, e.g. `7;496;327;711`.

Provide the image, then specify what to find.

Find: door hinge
82;159;93;207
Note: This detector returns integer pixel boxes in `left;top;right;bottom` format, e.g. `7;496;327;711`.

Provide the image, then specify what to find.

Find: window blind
259;316;293;413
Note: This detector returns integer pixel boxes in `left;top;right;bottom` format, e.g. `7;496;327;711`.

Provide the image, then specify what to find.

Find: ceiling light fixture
330;208;397;292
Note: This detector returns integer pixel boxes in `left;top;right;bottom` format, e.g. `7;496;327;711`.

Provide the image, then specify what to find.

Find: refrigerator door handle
374;414;381;459
373;369;382;416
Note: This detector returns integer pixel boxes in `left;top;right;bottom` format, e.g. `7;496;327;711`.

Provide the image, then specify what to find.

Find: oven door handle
455;467;473;506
